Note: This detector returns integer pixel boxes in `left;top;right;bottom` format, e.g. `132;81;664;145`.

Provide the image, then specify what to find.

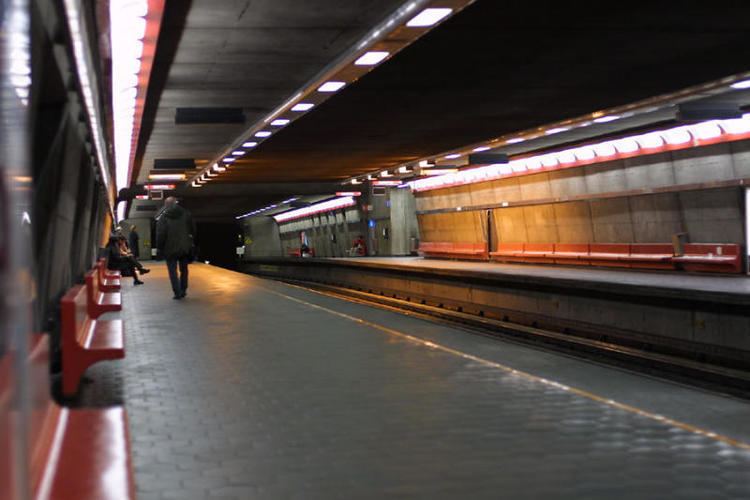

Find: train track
276;277;750;399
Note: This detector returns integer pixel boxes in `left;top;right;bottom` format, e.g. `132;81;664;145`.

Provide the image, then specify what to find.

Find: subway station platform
100;263;750;499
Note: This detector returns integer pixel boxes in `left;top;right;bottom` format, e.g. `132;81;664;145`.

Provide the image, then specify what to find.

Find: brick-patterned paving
86;263;750;499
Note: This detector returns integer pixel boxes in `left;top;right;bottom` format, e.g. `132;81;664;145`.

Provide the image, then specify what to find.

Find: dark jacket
156;205;195;259
128;230;140;258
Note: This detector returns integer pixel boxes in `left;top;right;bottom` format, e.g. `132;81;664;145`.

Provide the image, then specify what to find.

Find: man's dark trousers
166;255;190;296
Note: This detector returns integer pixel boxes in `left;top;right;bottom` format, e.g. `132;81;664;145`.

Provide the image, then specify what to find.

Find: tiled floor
104;263;750;499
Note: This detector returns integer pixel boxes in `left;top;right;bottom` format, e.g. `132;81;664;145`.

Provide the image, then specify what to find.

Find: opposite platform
119;263;750;499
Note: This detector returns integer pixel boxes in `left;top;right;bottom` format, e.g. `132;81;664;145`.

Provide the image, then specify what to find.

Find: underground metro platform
4;0;750;499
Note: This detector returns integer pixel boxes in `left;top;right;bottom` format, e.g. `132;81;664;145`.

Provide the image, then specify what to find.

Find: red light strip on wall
406;117;750;192
273;196;356;223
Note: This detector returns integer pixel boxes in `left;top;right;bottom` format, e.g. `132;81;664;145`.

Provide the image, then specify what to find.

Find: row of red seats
418;241;488;260
420;242;742;273
0;259;134;499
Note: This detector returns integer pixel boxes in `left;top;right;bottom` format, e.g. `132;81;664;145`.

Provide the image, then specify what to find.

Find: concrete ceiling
135;0;750;219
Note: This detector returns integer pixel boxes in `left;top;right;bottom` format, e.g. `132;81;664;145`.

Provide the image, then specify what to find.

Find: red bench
1;334;135;499
85;269;121;319
97;259;121;292
61;284;125;396
551;243;590;265
621;244;675;270
672;243;741;273
288;247;315;257
419;241;488;260
588;243;632;268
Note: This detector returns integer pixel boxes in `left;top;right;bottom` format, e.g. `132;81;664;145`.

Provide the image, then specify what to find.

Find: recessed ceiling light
354;51;390;66
243;141;258;148
730;79;750;89
232;150;245;156
505;138;526;144
291;103;314;112
473;146;491;152
271;119;290;126
406;7;453;27
380;170;392;177
593;115;620;123
222;158;236;163
255;131;272;137
318;81;346;92
545;127;571;135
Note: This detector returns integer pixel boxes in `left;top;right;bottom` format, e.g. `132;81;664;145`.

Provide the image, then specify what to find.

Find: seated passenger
350;235;367;257
105;235;146;285
300;243;312;258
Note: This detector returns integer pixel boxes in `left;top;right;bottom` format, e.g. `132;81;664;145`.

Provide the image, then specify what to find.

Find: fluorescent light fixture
730;79;750;90
418;160;434;167
351;179;362;185
144;184;176;190
232;150;246;156
690;121;722;140
242;141;258;148
444;153;462;159
336;191;362;197
545;126;571;135
380;170;393;177
406;7;453;27
135;194;149;200
556;150;577;164
506;137;526;144
473;146;491;152
635;132;664;149
612;138;639;153
222;157;236;163
212;163;227;172
593;115;620;123
398;166;413;173
593;142;617;157
255;131;272;137
721;118;750;135
148;174;186;180
540;154;558;168
271;119;290;126
291;102;314;112
273;196;356;223
318;81;346;92
354;51;390;66
372;180;401;186
191;181;203;188
423;169;458;176
573;146;596;161
662;126;692;145
510;161;527;173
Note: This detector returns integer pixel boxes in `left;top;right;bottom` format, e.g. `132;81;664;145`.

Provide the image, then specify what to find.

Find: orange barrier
85;269;121;319
672;243;742;274
419;241;488;260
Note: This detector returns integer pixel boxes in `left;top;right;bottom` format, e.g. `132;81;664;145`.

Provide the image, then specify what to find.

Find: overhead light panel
444;154;462;159
545;126;571;135
144;184;176;190
255;131;272;137
354;51;390;66
222;157;236;163
148;174;185;180
318;81;346;93
730;79;750;90
473;146;490;152
271;119;290;126
506;138;526;144
232;150;245;156
406;8;453;27
242;141;258;148
212;163;226;172
291;103;314;112
593;115;620;123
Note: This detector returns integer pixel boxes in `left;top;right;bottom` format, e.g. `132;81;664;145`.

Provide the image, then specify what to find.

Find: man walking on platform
156;196;195;300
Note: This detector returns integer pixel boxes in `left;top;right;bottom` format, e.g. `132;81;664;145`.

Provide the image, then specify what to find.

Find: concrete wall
417;141;749;246
389;188;420;255
277;207;364;257
417;141;750;211
243;216;283;257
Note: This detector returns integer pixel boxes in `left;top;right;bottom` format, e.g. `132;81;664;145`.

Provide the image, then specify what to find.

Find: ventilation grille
175;107;245;124
153;159;196;170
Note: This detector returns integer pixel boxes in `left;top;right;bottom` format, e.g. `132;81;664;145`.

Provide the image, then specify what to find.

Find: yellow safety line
267;284;750;452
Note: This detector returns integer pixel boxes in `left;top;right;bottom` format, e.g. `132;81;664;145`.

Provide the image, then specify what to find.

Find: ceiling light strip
406;116;750;192
62;0;115;212
272;197;356;223
191;0;477;187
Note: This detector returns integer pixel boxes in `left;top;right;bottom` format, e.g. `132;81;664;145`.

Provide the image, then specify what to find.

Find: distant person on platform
128;224;140;259
351;234;367;257
156;196;195;300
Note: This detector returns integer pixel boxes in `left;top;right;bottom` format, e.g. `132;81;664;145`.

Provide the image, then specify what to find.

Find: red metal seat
672;243;741;273
552;243;590;265
99;257;121;279
620;244;675;269
420;241;488;260
1;334;134;499
589;243;632;268
97;259;121;292
85;269;122;319
61;284;125;396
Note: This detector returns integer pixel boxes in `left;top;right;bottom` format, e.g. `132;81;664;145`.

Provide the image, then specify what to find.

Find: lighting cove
273;197;356;223
406;116;750;193
406;7;453;27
